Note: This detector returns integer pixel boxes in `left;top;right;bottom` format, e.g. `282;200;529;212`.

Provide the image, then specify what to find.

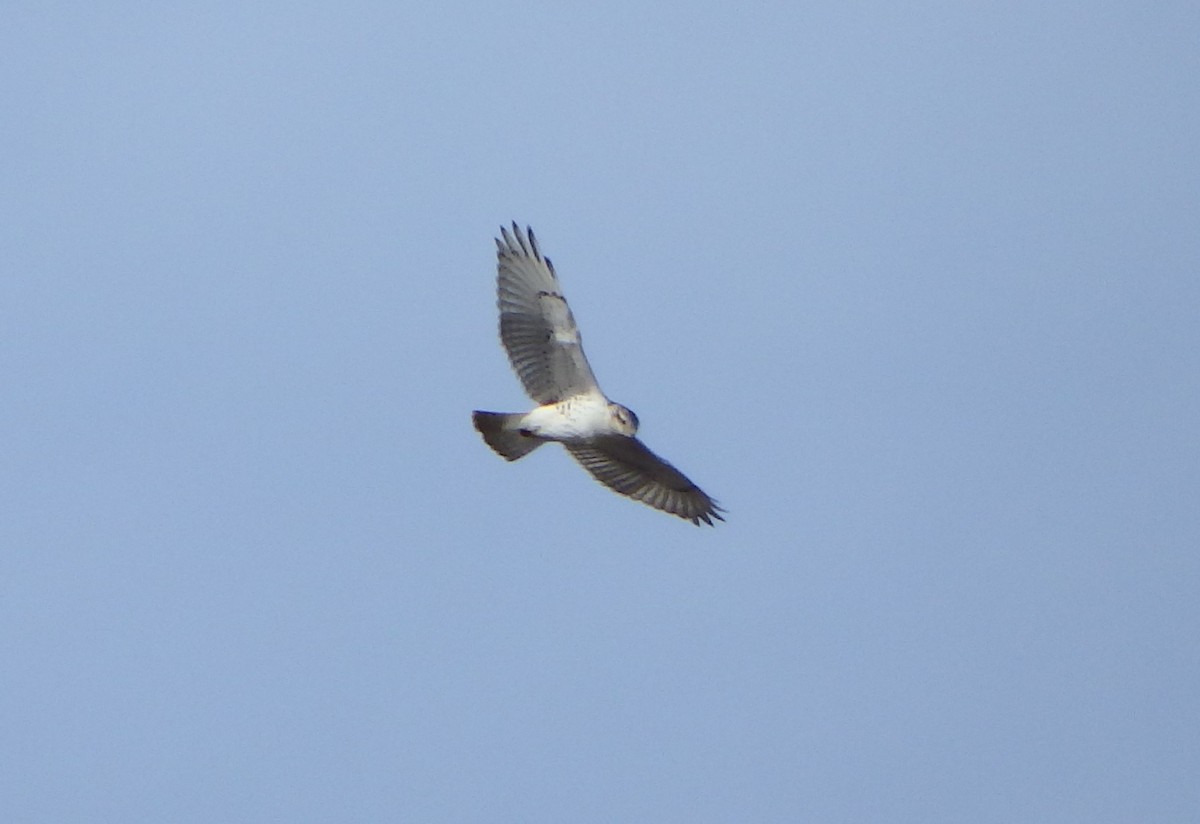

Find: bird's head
609;402;639;435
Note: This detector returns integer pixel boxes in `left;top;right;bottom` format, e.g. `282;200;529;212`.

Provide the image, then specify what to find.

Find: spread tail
472;411;543;461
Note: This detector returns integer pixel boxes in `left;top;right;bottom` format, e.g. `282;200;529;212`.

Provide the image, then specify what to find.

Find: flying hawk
473;223;724;526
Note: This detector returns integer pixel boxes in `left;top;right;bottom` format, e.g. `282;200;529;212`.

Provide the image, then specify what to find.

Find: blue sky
3;2;1198;821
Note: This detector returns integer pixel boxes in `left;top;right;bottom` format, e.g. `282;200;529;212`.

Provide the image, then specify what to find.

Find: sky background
3;2;1199;821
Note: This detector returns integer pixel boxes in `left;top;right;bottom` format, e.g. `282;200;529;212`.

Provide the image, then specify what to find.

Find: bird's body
520;392;627;442
473;223;723;526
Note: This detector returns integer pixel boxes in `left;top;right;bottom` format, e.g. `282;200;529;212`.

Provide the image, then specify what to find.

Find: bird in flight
473;223;724;526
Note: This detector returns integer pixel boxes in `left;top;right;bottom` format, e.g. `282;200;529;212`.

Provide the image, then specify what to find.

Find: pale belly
520;395;612;442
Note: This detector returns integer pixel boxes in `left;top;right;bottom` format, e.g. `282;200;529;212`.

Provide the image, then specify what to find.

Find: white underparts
520;393;615;442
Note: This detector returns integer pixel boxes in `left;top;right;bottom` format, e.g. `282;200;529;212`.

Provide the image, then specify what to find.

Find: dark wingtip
691;503;726;527
497;223;514;253
496;222;544;264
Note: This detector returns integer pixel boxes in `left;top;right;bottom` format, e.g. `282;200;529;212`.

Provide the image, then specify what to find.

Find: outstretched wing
495;223;600;404
566;436;725;526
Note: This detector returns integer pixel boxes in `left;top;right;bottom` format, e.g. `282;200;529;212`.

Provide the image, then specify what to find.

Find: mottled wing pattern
496;223;600;404
566;436;725;526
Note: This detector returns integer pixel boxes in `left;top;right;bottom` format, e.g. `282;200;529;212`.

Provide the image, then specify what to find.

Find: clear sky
3;3;1198;821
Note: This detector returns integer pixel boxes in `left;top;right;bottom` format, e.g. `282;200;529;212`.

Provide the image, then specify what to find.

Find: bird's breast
522;395;612;441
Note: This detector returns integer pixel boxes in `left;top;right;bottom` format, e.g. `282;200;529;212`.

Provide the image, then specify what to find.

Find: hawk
473;223;724;526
